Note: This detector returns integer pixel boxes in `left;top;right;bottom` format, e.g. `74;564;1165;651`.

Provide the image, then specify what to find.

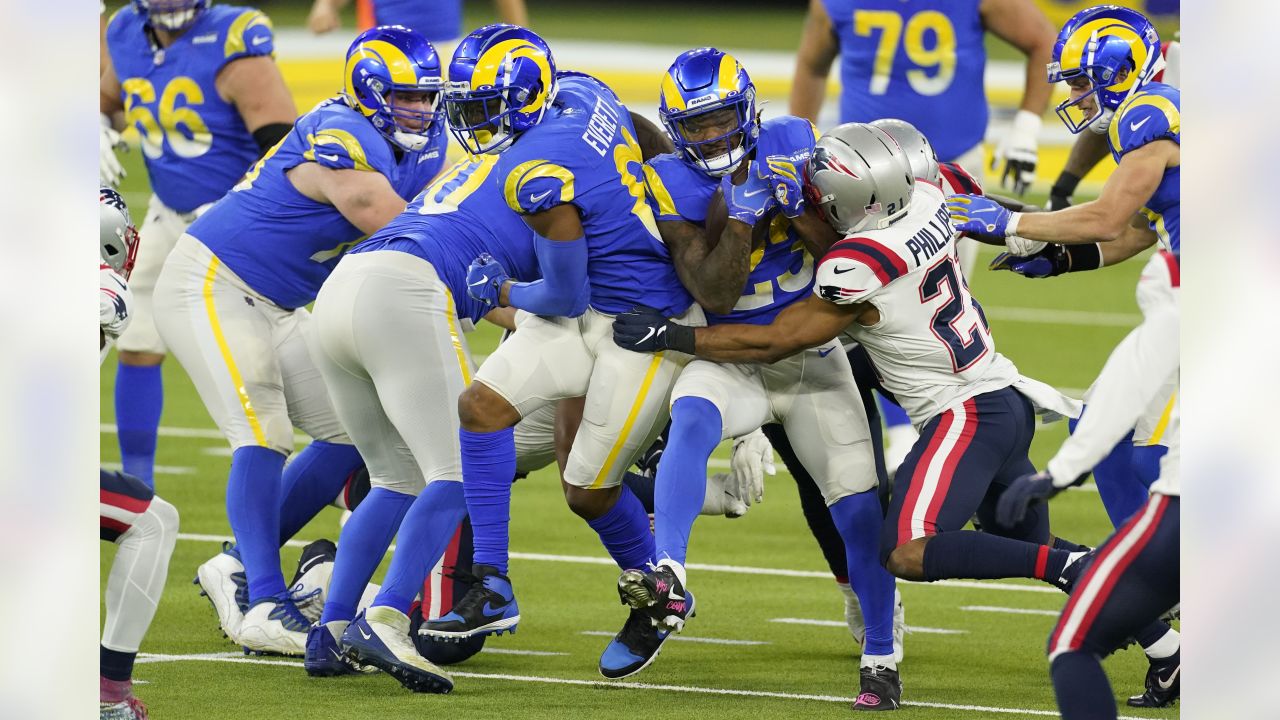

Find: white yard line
769;618;966;635
481;648;569;657
961;606;1060;617
580;630;768;646
981;306;1141;328
134;651;1150;718
101;462;196;476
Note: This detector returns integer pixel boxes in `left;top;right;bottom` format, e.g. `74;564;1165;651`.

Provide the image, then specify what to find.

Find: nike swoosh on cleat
480;602;509;618
358;626;373;640
297;554;326;577
1156;666;1179;690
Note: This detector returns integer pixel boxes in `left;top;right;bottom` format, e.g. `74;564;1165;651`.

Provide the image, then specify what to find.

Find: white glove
1004;235;1047;256
991;109;1040;196
730;428;775;507
702;473;749;518
100;266;133;339
100;114;126;188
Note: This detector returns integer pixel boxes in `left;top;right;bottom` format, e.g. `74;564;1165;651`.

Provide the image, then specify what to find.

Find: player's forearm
505;235;589;317
689;219;752;315
788;74;827;124
692;323;803;364
1018;40;1054;115
790;207;841;257
494;0;528;26
1011;201;1130;244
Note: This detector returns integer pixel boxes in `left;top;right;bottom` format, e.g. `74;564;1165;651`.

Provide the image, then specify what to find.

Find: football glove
989;246;1069;278
612;306;695;354
722;170;778;225
947;194;1017;237
995;471;1060;528
765;156;806;218
100;114;126;188
465;253;509;308
991;110;1040;196
1048;171;1082;211
729;428;775;507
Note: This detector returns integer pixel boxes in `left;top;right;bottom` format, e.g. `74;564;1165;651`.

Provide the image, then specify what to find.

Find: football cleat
342;607;454;693
1126;649;1179;708
420;565;519;641
617;563;696;632
841;583;906;664
1055;549;1092;593
409;601;486;666
238;595;310;656
853;664;902;712
290;538;337;623
598;608;677;680
194;542;249;640
100;677;148;720
304;620;373;677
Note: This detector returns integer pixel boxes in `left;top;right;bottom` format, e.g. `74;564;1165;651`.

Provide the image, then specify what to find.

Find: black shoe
419;564;519;641
290;538;337;587
409;601;486;665
1127;650;1179;708
853;665;902;711
1056;548;1094;593
634;425;669;478
617;564;695;631
598;608;674;679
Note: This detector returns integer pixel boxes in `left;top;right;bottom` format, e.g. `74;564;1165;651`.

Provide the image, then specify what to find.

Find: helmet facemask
377;85;443;152
133;0;207;32
444;83;536;155
663;90;758;178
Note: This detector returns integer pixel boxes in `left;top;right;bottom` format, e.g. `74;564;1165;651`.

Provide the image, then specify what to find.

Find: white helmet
869;118;940;187
804;123;914;235
100;187;139;279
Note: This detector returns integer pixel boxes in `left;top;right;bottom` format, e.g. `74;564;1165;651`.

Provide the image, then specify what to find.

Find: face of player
1066;76;1099;119
677;107;743;158
387;90;438;133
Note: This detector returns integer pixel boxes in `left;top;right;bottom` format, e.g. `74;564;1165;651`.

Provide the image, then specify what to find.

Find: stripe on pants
898;399;978;544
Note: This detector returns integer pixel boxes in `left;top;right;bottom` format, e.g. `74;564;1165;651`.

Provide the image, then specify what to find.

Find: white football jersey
816;182;1020;426
100;261;132;365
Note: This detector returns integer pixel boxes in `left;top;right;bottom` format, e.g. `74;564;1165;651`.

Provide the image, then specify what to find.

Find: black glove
612;307;695;354
989;243;1102;278
1047;171;1082;211
996;471;1061;528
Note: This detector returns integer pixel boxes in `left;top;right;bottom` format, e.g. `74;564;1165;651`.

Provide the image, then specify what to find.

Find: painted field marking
134;652;1151;718
580;630;768;646
961;605;1060;617
482;648;569;657
101;462;196;476
769;618;966;635
981;306;1141;328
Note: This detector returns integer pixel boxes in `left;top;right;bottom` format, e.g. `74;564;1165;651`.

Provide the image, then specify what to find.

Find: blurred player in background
789;0;1057;475
101;0;297;489
611;48;900;705
99;188;180;720
953;6;1181;713
307;0;528;56
152;25;448;656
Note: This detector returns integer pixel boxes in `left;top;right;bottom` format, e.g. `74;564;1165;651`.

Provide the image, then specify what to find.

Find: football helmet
1047;5;1163;134
100;188;140;280
130;0;209;32
343;26;445;153
803;123;914;235
443;24;557;155
869;118;940;187
659;48;758;177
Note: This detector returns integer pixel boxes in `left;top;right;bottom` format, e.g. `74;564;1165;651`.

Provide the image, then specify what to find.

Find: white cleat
238;598;310;656
839;583;905;664
195;545;248;641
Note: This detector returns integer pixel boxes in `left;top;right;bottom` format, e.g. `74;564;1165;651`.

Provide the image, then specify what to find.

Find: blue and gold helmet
659;48;758;177
343;25;445;153
130;0;209;31
444;24;557;155
1047;5;1163;134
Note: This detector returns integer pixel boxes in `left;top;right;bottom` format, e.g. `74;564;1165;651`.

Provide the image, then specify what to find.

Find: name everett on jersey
582;95;621;157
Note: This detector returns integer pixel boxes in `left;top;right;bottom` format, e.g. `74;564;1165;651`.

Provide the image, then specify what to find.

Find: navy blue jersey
644;116;818;325
1108;82;1180;258
107;4;274;213
494;72;693;317
350;155;540;325
188;98;448;309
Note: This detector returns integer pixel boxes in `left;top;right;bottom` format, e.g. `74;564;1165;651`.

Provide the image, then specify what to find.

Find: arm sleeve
506;234;590;317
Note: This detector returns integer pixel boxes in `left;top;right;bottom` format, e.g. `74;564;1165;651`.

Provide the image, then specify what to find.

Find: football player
152;26;449;656
102;0;297;490
307;0;528;51
419;26;707;661
953;7;1182;716
603;48;900;706
99;188;180;720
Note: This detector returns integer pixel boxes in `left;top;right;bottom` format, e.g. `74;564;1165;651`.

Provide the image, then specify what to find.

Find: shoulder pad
302;112;389;172
815;236;908;304
939;162;983;196
643;154;711;223
222;9;275;61
503;159;576;214
1109;87;1180;157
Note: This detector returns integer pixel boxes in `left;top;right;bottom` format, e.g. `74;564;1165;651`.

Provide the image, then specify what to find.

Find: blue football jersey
107;4;275;214
188;98;448;309
821;0;987;161
367;0;462;42
350;155;540;325
494;73;693;317
1108;83;1180;258
645;116;818;325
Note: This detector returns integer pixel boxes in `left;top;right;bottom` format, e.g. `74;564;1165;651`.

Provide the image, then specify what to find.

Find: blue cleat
599;607;681;679
419;564;519;641
342;607;453;693
305;621;365;677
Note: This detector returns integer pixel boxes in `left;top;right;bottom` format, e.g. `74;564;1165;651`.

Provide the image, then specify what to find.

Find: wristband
1065;243;1103;273
1005;212;1022;237
667;323;696;354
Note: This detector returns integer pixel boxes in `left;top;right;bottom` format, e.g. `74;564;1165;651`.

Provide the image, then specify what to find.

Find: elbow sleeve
507;234;590;317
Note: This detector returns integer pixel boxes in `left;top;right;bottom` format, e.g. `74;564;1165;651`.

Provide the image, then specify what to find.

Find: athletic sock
1139;625;1179;658
226;446;288;602
372;481;467;614
99;647;135;683
653;397;722;567
620;471;657;513
588;485;656;571
321;487;413;623
1051;651;1118;720
921;530;1071;584
1053;536;1092;553
461;427;516;574
830;490;896;657
278;441;364;544
115;363;163;488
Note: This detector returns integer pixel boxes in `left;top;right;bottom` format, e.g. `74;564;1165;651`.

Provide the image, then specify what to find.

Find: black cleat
598;608;675;679
853;665;902;711
1127;650;1179;708
419;564;519;641
617;564;695;631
